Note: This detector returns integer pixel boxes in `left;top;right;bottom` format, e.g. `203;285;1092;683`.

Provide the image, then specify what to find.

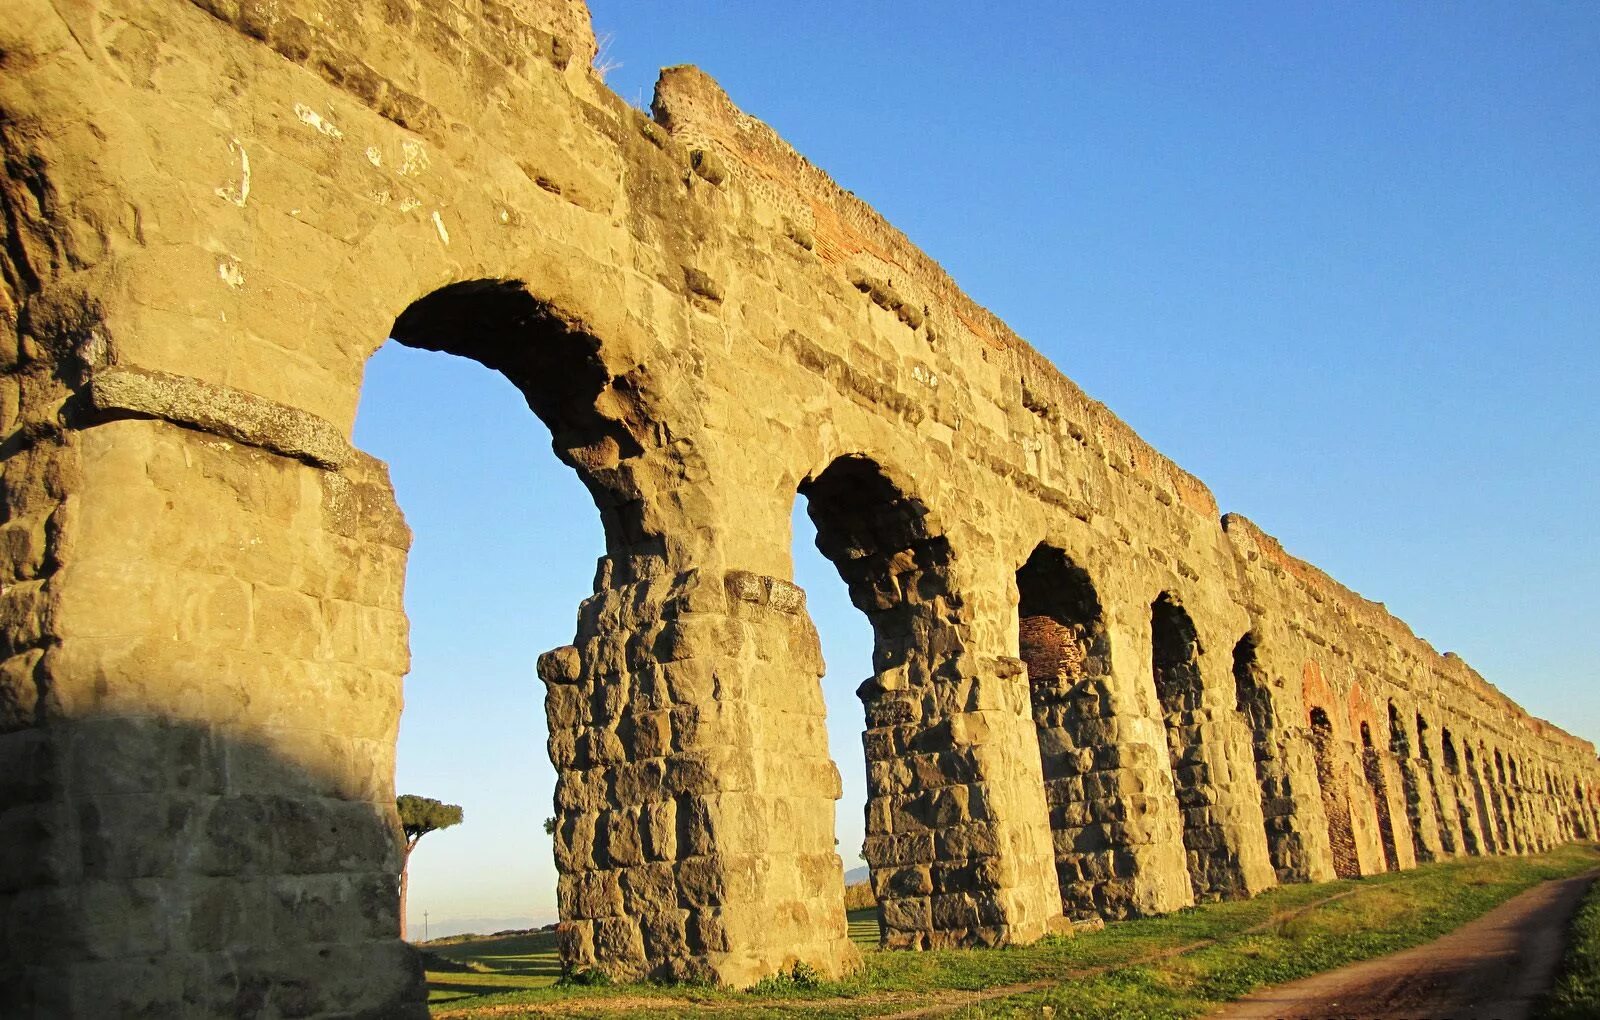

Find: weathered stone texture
2;0;1597;1014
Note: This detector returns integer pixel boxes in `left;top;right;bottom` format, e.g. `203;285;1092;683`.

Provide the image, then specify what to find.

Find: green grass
847;908;881;948
423;932;564;1004
1539;869;1600;1019
424;843;1600;1018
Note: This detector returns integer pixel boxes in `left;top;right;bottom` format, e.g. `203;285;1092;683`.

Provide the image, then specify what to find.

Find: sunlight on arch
353;319;603;940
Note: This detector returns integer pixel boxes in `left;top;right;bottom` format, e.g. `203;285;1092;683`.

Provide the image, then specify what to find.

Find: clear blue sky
354;1;1600;938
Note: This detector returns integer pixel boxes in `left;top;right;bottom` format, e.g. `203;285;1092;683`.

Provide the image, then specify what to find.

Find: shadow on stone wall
0;714;426;1018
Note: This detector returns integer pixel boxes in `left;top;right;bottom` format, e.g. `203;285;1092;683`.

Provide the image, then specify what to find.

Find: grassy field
424;933;565;1006
423;843;1599;1018
1539;867;1600;1019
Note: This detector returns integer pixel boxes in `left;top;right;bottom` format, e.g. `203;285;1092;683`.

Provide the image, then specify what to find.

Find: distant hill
844;865;870;885
408;915;548;942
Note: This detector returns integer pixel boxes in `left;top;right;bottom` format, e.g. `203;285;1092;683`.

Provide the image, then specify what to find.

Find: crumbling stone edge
85;366;353;470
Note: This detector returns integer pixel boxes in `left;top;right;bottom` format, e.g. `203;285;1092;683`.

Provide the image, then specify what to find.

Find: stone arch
1527;761;1546;850
1359;721;1399;872
1555;771;1569;843
380;279;727;985
1441;728;1485;855
800;454;960;677
1488;747;1516;853
1149;592;1250;901
1531;764;1552;845
1482;744;1509;853
1537;766;1557;844
1233;633;1300;881
1537;771;1553;846
1345;683;1378;751
800;454;960;950
1525;758;1551;851
800;454;1054;951
1532;761;1554;850
1014;545;1120;918
365;285;628;943
1502;752;1527;852
386;279;657;549
1464;744;1499;854
1388;702;1434;863
1309;706;1359;878
1417;712;1461;854
1551;771;1567;842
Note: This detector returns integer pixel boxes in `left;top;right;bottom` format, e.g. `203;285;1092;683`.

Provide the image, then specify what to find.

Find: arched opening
357;337;598;948
800;456;958;678
1233;633;1296;882
1549;770;1566;845
390;281;649;496
798;455;984;951
1512;758;1538;852
1525;761;1546;851
1538;768;1556;846
1359;722;1399;872
789;496;877;944
369;279;665;980
1419;714;1460;854
1491;749;1516;852
1388;703;1432;863
1442;729;1482;855
1464;745;1498;854
1542;769;1558;845
1150;593;1237;901
1015;545;1115;917
1309;707;1359;879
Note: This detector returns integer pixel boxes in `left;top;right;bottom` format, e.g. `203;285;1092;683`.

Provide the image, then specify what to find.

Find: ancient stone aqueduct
2;1;1597;1015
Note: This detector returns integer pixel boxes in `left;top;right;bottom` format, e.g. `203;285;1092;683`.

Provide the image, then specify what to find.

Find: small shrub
556;967;613;988
748;960;823;994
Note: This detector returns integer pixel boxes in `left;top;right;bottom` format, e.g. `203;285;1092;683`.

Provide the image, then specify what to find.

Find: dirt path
1211;869;1599;1020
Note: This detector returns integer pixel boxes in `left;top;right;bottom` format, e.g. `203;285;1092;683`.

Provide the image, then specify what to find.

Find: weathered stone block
881;895;931;932
930;892;980;931
675;855;726;908
562;868;621;921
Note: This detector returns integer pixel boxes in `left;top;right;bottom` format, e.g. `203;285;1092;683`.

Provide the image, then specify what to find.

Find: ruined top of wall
651;65;1221;522
184;0;601;148
648;62;1588;760
1223;513;1595;757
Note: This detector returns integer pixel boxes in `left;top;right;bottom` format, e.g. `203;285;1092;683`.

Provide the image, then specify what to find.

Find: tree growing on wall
397;794;464;940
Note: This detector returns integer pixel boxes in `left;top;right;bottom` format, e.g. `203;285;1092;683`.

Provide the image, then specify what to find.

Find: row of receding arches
385;283;1595;950
786;447;1598;937
1016;546;1263;915
1008;539;1597;919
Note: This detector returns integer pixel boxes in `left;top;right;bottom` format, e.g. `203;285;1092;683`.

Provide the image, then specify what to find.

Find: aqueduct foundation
2;1;1598;1014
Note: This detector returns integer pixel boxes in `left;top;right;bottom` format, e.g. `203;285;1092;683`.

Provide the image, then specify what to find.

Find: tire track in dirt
1209;869;1599;1020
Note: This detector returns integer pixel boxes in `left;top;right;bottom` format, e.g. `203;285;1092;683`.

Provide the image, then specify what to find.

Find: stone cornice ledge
86;367;352;470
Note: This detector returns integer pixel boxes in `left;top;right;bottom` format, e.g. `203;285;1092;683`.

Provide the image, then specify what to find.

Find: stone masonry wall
2;1;1598;1014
